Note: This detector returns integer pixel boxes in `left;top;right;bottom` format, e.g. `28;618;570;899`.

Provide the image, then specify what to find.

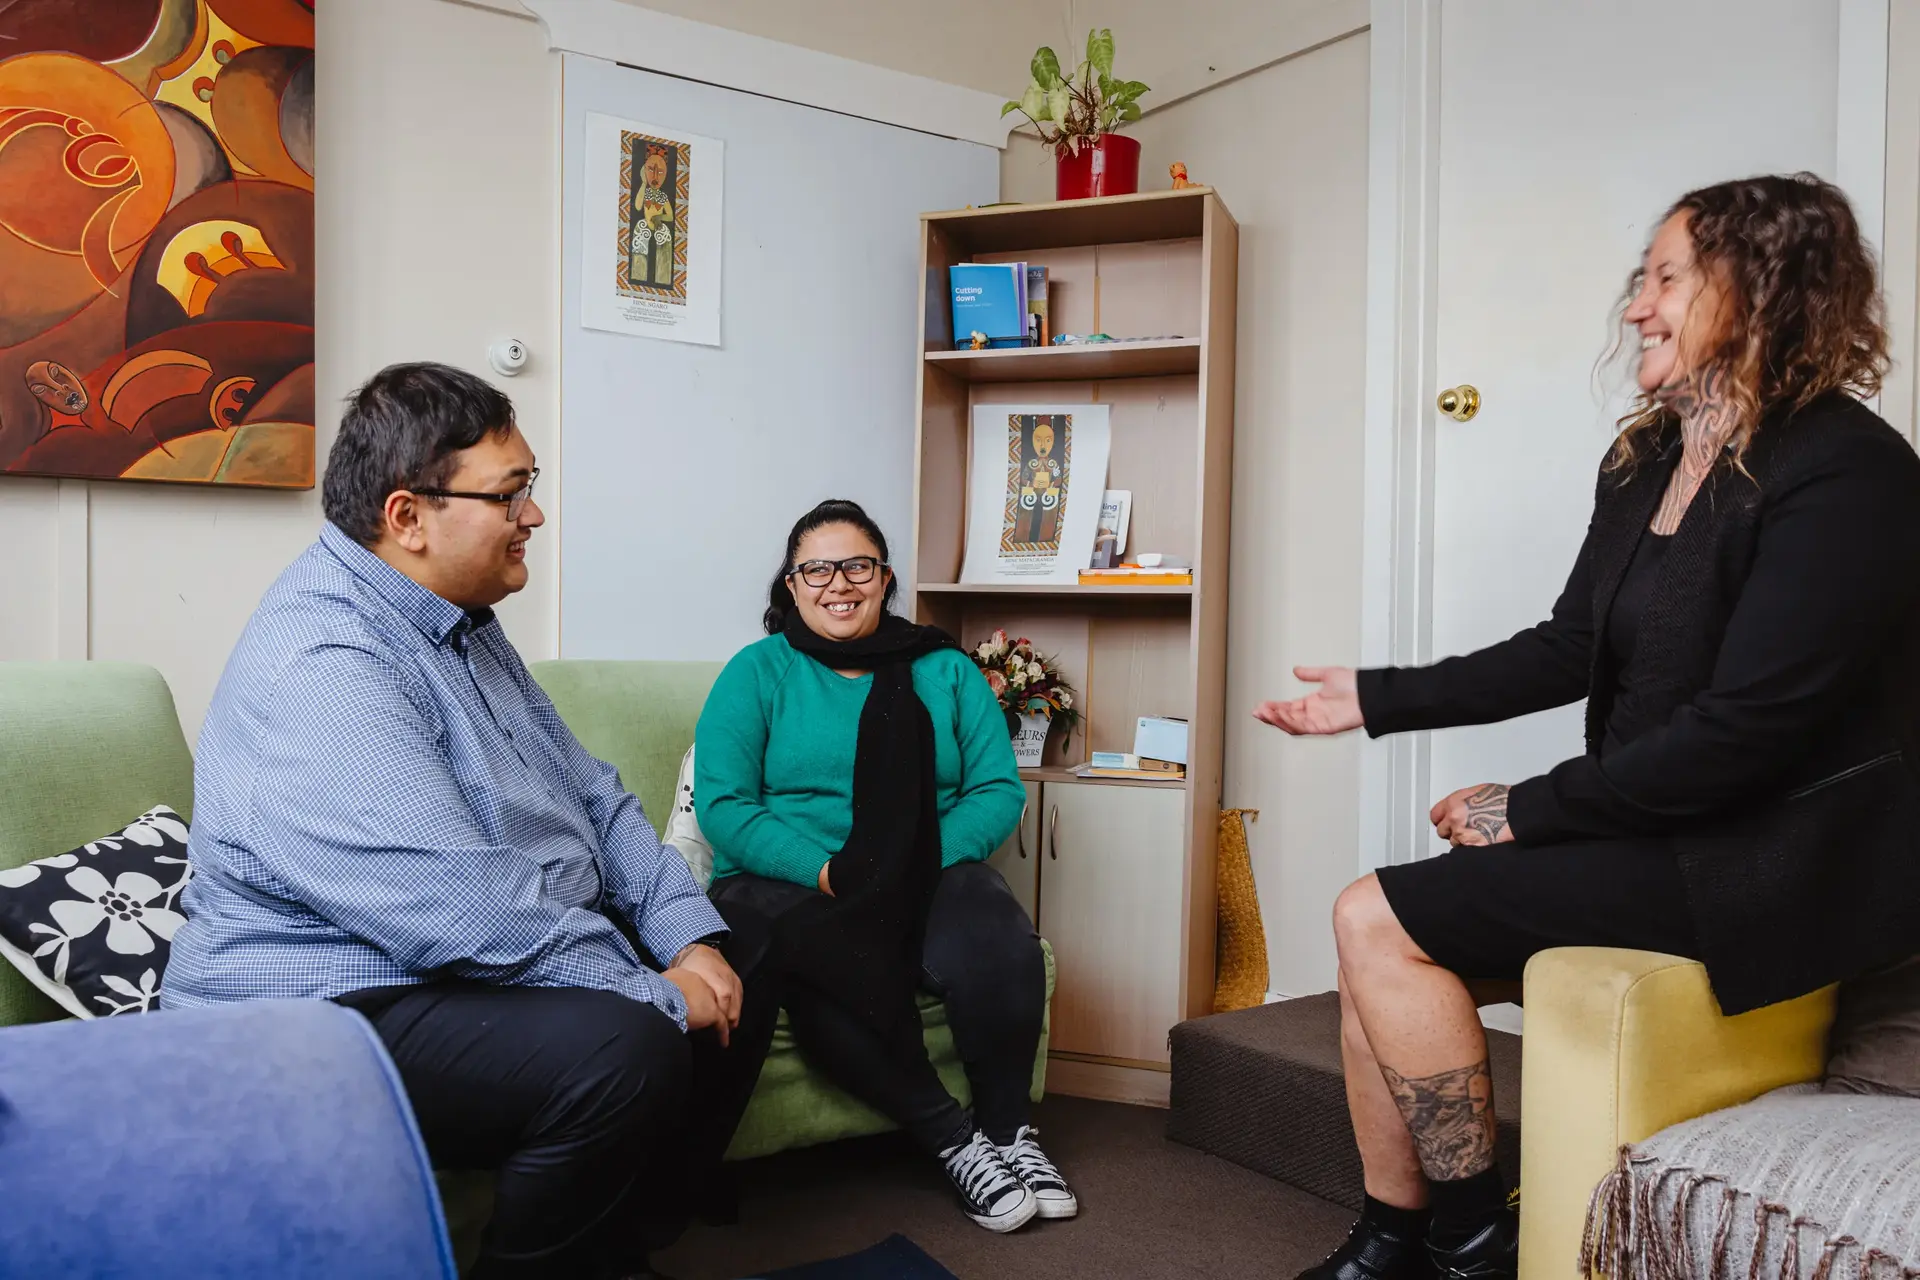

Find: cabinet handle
1048;804;1059;860
1016;801;1029;859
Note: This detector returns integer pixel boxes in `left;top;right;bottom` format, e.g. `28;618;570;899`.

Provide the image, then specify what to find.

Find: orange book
1078;569;1193;586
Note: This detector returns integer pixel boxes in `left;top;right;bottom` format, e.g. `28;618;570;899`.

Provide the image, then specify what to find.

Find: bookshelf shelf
917;582;1194;600
921;187;1215;253
924;339;1201;383
912;186;1239;1078
1018;765;1189;790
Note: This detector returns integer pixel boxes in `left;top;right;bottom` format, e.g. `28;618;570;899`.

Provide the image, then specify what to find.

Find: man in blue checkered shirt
162;363;778;1280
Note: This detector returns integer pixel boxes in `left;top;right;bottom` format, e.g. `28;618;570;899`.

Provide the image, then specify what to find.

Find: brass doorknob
1437;385;1481;421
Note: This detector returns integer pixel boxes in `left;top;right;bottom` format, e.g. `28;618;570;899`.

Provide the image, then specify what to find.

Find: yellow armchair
1515;948;1837;1280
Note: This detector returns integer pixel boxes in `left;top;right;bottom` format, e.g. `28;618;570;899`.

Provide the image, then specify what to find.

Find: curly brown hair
1609;172;1889;471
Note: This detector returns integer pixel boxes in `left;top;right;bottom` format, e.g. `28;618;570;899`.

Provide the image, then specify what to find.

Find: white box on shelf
1133;717;1189;766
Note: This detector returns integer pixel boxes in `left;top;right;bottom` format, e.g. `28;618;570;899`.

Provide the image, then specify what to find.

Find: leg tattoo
1378;1058;1495;1182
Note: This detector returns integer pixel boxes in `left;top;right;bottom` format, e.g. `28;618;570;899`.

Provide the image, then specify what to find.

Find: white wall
608;0;1058;94
0;0;562;742
610;0;1366;108
554;57;998;659
1005;31;1374;1000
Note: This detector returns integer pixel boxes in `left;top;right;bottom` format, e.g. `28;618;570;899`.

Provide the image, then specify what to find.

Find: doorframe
1356;0;1894;872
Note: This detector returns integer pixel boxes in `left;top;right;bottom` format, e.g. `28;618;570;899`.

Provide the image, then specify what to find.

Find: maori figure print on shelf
0;0;316;489
959;402;1110;585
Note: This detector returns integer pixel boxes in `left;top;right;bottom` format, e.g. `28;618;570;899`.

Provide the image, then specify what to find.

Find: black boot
1426;1209;1519;1280
1298;1215;1437;1280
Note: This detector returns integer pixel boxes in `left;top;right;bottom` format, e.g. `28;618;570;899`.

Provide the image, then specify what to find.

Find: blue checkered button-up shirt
160;523;724;1028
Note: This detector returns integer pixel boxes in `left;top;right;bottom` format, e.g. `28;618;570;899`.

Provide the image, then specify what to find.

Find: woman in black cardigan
1263;173;1920;1280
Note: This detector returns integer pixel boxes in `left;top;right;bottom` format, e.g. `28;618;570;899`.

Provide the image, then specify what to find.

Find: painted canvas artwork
1001;413;1074;555
0;0;316;489
617;129;689;303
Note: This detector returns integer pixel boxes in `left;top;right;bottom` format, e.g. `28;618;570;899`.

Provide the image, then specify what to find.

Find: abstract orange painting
0;0;315;489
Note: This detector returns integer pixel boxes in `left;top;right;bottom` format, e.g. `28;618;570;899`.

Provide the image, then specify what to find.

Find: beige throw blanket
1581;1086;1920;1280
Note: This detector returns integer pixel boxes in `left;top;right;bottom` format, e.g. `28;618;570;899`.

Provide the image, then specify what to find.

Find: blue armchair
0;999;457;1279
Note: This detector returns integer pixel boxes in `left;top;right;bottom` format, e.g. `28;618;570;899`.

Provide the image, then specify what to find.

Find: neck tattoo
1650;366;1734;535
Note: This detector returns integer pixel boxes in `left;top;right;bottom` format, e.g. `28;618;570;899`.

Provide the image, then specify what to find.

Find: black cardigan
1358;394;1920;1014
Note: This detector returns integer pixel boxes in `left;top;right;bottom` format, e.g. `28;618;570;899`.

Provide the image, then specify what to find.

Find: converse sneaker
997;1125;1079;1219
940;1130;1038;1232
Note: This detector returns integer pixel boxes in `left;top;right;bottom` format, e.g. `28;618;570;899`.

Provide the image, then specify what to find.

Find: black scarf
774;609;960;1055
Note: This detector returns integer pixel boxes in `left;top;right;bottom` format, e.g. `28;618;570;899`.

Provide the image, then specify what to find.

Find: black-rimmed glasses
790;556;887;588
412;467;540;521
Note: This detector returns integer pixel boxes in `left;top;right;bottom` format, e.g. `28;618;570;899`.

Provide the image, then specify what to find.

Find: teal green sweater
695;634;1025;888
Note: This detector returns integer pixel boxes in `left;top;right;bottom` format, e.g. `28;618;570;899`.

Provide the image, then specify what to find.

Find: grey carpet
1166;993;1522;1212
657;1096;1357;1280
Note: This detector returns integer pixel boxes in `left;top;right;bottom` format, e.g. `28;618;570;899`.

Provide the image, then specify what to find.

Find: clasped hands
1253;665;1514;847
663;939;743;1045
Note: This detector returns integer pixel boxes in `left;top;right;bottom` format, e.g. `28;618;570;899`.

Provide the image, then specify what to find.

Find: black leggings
710;860;1047;1153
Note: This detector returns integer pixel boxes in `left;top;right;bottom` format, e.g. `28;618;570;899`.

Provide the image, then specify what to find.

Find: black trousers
710;859;1047;1154
337;916;779;1280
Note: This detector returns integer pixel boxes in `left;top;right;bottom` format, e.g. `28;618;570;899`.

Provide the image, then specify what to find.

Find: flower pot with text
1056;134;1141;201
1011;713;1052;768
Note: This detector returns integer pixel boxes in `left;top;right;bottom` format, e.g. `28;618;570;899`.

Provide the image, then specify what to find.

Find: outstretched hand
1253;667;1365;736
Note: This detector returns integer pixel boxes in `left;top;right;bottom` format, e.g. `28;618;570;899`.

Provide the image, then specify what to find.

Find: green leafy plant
1002;28;1149;158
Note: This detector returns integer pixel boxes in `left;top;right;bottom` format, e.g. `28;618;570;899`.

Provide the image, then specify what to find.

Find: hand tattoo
1379;1059;1497;1182
1461;784;1510;844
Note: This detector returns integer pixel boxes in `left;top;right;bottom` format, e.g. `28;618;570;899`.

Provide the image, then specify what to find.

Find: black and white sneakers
940;1130;1038;1232
939;1125;1080;1231
998;1125;1079;1219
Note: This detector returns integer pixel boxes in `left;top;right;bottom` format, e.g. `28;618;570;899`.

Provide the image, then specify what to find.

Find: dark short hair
764;499;898;633
322;362;516;546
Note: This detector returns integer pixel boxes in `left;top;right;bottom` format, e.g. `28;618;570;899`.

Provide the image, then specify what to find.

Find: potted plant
968;629;1079;767
1003;28;1150;201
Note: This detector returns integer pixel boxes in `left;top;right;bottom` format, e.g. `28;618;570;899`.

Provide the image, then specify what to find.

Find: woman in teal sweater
696;499;1077;1235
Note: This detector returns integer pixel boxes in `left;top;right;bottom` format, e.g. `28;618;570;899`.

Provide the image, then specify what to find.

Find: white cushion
661;744;713;889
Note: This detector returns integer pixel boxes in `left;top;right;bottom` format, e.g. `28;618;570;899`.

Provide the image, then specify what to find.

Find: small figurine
1170;162;1193;190
969;329;990;351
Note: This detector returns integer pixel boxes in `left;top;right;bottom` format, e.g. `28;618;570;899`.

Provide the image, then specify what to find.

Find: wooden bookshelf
909;186;1238;1081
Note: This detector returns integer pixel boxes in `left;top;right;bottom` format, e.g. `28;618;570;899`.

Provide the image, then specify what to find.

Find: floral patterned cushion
0;806;190;1018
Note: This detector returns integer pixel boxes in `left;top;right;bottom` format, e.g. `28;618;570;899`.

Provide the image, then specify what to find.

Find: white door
1037;783;1186;1064
986;781;1041;922
1421;0;1848;851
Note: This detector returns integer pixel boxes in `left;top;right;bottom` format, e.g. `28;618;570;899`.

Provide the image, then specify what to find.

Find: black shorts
1373;836;1701;982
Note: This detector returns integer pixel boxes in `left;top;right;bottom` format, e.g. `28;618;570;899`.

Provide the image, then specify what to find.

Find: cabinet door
1037;783;1185;1064
985;781;1041;923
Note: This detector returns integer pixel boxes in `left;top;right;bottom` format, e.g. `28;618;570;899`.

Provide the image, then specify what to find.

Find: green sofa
0;658;1052;1158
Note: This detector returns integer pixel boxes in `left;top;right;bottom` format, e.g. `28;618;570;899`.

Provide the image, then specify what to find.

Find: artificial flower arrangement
968;628;1080;743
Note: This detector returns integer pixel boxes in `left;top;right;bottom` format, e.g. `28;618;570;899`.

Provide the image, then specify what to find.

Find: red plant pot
1055;133;1142;201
